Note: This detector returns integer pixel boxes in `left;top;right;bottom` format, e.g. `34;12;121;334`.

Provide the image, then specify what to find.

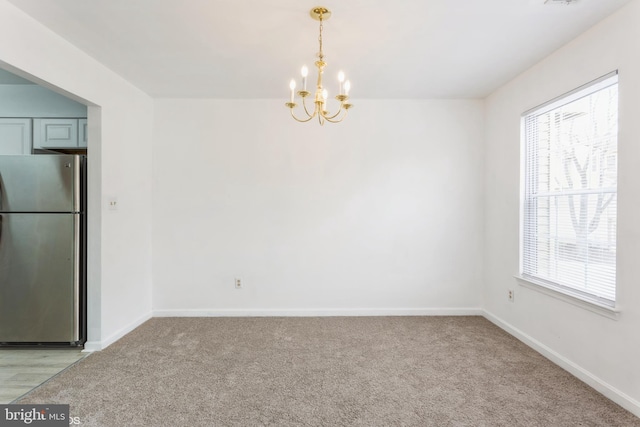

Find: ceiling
6;0;633;99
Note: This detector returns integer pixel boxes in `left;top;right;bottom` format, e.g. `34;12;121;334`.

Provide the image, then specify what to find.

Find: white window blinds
521;72;618;306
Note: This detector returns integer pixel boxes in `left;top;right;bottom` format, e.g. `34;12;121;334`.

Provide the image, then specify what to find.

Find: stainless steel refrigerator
0;154;86;345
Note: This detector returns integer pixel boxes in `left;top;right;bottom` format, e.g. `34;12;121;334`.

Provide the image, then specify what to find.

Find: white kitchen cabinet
78;119;87;148
33;118;80;149
0;118;32;155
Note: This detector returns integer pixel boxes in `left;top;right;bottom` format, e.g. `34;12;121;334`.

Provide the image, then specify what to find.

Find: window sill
514;275;621;320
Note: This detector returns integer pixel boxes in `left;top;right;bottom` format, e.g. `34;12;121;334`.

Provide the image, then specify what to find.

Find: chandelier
285;6;353;125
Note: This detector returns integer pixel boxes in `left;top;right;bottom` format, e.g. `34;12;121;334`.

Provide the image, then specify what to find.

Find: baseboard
82;311;152;352
483;309;640;418
82;341;101;352
153;307;483;317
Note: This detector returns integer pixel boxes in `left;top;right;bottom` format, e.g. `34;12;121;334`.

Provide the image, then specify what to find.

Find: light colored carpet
17;316;640;426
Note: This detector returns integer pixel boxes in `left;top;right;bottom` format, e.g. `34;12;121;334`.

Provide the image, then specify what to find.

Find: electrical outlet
235;278;242;289
508;289;514;302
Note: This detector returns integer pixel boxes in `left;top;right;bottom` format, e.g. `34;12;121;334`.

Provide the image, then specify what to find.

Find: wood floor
0;348;87;403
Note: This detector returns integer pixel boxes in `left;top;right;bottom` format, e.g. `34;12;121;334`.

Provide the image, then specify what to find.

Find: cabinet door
78;119;87;148
34;118;78;149
0;118;32;155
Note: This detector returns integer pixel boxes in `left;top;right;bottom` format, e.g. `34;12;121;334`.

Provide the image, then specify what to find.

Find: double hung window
521;72;618;306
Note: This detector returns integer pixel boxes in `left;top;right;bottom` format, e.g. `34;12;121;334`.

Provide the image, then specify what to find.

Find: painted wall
484;0;640;414
0;84;86;118
0;0;154;348
152;99;484;315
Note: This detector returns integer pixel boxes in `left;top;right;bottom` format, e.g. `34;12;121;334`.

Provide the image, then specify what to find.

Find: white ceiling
6;0;633;99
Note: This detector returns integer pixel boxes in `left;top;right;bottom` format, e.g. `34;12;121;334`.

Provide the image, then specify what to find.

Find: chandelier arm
323;104;345;120
322;110;348;124
290;108;316;123
301;96;316;118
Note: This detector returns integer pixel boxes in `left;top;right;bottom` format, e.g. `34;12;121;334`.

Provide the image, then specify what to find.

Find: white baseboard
82;341;101;352
483;309;640;418
153;307;483;317
82;311;152;352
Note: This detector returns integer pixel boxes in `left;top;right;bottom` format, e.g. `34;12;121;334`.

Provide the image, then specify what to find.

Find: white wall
0;0;154;349
152;99;484;315
484;0;640;415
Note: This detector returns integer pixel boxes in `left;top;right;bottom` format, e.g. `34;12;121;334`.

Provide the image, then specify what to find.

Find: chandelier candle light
286;6;352;125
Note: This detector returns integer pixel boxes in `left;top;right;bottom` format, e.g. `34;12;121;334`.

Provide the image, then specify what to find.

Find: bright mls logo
0;405;69;426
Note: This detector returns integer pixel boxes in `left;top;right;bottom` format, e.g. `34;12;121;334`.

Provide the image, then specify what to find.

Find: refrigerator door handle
0;174;5;211
73;213;81;342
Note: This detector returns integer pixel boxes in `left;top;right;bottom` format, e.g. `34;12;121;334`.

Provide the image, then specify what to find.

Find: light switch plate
107;196;118;211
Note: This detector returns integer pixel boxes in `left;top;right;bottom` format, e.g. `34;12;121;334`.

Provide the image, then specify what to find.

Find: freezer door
0;213;79;343
0;155;80;213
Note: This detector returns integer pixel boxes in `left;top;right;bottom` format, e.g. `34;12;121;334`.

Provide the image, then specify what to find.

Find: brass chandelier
286;6;352;125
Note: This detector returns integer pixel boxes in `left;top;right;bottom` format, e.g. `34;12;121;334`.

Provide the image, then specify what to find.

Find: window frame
518;71;619;314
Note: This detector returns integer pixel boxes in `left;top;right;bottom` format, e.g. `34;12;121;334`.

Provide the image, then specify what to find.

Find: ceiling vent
544;0;580;4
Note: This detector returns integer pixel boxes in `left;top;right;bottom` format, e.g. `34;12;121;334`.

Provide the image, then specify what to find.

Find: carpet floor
17;316;640;426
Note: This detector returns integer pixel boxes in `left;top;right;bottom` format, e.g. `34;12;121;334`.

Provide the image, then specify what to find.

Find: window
521;72;618;307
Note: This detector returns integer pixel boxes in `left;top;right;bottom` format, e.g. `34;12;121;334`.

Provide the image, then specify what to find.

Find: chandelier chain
318;19;324;60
